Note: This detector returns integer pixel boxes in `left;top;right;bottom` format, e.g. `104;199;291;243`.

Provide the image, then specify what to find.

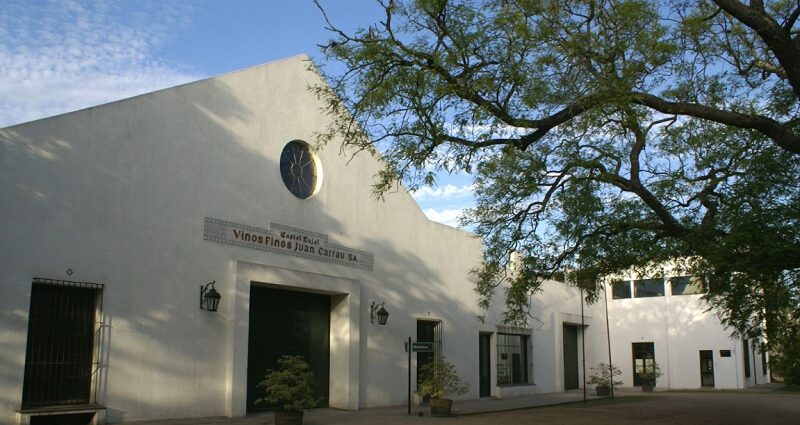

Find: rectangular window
743;339;751;378
22;278;103;408
634;279;664;298
612;280;632;299
497;333;531;385
670;276;704;295
761;346;768;375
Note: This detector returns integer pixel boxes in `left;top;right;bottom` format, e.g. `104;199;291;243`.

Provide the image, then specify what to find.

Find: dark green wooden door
247;285;330;411
563;325;579;390
479;333;491;397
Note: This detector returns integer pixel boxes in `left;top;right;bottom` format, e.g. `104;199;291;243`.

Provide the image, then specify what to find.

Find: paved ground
126;386;800;425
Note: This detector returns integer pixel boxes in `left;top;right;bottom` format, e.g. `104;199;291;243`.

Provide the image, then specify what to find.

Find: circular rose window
279;140;320;199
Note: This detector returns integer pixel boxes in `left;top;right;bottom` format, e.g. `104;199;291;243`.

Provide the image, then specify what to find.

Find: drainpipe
603;283;614;398
581;288;586;403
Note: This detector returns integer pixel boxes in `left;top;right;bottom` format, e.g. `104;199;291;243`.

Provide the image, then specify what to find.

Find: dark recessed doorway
246;285;330;412
700;350;715;387
563;324;580;390
479;333;492;397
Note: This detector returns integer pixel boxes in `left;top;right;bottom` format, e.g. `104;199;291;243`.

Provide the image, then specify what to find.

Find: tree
313;0;799;371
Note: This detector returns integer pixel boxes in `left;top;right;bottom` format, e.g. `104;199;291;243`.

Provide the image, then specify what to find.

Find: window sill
497;383;535;388
18;404;105;414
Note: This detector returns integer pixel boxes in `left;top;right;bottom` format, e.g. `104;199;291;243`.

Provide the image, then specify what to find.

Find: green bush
588;362;623;387
416;357;469;400
255;355;318;411
773;333;800;386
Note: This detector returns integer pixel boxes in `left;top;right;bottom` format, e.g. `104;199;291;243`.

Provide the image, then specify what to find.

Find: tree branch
712;0;800;98
633;92;800;154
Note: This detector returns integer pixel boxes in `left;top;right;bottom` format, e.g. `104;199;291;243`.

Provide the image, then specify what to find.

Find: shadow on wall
0;283;33;419
607;288;730;388
356;230;482;405
0;65;485;422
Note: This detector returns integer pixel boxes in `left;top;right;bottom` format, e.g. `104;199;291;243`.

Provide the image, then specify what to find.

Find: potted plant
254;355;318;425
416;357;469;416
636;360;662;392
587;362;622;396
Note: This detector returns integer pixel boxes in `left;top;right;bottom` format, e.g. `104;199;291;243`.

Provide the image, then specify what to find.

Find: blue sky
0;0;475;227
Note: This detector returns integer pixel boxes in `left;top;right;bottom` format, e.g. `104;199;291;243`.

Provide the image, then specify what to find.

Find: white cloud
422;207;466;228
411;184;474;201
0;0;203;127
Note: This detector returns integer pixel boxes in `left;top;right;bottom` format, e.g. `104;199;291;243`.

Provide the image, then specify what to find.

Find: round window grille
279;141;319;199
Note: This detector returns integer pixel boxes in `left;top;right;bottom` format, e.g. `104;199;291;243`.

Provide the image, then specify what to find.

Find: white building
604;274;770;390
0;56;766;425
0;55;593;425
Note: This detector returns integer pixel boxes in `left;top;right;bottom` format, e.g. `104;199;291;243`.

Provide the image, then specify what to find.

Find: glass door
700;350;715;387
632;342;656;387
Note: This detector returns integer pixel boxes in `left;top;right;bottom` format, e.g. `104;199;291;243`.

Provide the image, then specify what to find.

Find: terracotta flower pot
275;410;304;425
430;398;453;416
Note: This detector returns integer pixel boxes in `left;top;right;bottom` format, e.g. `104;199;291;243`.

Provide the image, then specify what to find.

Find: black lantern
200;281;221;312
370;301;389;325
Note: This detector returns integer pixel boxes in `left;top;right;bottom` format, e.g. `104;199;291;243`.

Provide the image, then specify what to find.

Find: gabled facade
0;55;767;425
2;55;599;425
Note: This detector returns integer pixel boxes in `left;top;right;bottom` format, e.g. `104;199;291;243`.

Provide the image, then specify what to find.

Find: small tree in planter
636;360;662;392
255;355;318;425
587;362;623;396
416;357;469;416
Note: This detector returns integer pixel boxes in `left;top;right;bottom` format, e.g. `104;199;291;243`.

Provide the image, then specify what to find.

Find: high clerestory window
634;279;665;298
670;276;704;295
613;279;666;299
612;280;632;299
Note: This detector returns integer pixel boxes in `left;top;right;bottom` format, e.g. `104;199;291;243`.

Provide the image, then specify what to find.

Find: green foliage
416;357;470;399
588;362;624;387
635;360;662;386
770;306;800;385
314;0;800;379
255;355;318;411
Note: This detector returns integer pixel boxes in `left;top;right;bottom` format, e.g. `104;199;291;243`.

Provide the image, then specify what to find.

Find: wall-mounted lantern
200;281;221;312
370;301;389;325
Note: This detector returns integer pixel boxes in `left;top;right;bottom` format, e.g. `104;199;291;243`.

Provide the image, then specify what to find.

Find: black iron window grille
496;332;532;385
21;278;104;409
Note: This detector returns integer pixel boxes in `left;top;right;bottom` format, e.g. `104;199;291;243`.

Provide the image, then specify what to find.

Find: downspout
580;288;586;403
603;283;614;398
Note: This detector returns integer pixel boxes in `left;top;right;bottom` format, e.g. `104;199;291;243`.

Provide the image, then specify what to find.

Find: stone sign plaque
203;217;374;271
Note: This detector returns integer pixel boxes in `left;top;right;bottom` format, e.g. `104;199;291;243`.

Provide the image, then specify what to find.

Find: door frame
478;332;492;397
700;350;715;387
632;342;656;387
562;324;580;390
230;261;360;415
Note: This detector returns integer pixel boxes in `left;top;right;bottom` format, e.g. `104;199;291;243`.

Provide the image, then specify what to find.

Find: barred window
497;333;532;385
22;278;103;408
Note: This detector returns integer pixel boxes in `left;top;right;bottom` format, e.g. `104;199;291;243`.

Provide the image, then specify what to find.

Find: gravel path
431;392;800;425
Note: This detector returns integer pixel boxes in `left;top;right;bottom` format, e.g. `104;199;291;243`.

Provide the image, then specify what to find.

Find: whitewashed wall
0;55;487;424
604;278;770;390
